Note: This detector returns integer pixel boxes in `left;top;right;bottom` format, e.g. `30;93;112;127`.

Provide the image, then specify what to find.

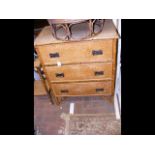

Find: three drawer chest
34;19;119;105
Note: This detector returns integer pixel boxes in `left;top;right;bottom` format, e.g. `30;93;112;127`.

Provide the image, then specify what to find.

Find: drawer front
38;39;113;65
52;81;112;96
45;63;112;82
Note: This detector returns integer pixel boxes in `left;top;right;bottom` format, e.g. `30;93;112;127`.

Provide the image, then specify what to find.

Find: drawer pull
49;52;59;58
95;71;104;76
92;50;103;55
61;90;68;93
96;88;104;92
56;73;64;78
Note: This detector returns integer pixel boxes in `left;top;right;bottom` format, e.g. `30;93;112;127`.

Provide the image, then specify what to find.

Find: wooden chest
34;19;118;105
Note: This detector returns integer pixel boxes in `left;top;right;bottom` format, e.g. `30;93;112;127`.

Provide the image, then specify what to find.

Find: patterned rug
61;113;121;135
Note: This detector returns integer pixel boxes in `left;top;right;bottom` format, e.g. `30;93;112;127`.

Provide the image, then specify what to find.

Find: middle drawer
45;63;112;82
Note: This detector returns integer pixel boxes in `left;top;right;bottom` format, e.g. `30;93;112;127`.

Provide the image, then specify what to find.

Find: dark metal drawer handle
92;50;103;55
95;71;104;76
55;73;64;78
61;90;68;93
49;52;59;58
96;88;104;92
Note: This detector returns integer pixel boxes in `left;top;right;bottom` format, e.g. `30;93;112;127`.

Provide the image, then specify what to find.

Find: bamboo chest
34;19;118;105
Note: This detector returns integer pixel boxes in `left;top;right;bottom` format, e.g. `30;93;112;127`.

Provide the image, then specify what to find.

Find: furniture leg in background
34;59;57;105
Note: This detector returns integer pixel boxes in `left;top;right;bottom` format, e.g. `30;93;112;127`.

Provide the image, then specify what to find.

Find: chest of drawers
34;19;118;105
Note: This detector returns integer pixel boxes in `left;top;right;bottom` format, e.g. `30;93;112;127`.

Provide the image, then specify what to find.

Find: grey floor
34;95;115;135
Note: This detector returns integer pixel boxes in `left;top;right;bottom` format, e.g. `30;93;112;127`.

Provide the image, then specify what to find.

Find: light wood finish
37;39;113;65
34;80;47;95
52;81;112;96
45;63;112;82
34;19;118;46
34;19;118;105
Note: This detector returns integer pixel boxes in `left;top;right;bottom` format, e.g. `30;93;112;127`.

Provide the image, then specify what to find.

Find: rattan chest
34;19;118;105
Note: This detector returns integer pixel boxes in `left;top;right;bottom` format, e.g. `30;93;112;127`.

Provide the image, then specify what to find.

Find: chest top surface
34;19;118;46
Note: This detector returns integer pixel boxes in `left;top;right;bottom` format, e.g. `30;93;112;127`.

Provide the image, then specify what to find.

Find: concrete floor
34;95;115;135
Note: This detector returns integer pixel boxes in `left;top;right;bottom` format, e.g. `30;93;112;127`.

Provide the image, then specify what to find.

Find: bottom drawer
52;81;112;96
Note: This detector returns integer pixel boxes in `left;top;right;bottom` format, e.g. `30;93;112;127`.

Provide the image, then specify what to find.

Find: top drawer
37;39;113;65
